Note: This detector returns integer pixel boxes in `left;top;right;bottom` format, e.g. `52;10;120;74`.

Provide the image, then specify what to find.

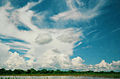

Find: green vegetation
0;68;120;78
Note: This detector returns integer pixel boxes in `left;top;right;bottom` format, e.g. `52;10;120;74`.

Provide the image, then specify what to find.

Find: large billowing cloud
5;52;27;70
0;43;10;68
0;0;120;72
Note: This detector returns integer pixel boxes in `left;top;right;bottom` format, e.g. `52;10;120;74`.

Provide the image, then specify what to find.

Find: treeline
0;68;119;75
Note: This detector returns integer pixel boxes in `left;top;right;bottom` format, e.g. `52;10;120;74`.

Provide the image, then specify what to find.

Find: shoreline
0;74;120;78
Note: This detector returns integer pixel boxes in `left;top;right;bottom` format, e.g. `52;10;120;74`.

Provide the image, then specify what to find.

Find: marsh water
0;76;119;79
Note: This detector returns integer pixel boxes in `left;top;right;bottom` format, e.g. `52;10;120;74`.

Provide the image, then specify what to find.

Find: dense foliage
0;68;120;76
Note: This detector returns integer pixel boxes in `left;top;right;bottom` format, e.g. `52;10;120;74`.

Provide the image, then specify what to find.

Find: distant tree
100;71;105;73
30;68;36;74
47;70;54;73
87;70;94;73
110;71;114;73
6;69;13;74
14;69;25;74
68;70;75;73
40;69;48;74
0;68;119;75
0;68;6;74
27;68;36;74
55;69;61;73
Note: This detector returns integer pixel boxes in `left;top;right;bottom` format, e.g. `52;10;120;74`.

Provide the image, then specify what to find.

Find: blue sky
71;0;120;64
0;0;120;71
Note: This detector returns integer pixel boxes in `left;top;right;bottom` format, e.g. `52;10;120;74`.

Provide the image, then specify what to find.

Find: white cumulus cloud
5;52;27;70
0;43;10;68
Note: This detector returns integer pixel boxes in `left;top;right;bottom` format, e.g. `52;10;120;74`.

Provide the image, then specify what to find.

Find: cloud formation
0;0;120;72
51;0;105;21
5;52;27;70
35;33;52;45
0;43;10;68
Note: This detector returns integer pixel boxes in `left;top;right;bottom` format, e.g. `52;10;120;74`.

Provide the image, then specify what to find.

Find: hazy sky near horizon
0;0;120;71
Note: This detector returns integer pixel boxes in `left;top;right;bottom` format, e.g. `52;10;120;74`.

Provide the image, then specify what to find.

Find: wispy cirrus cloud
112;27;120;32
51;0;106;21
